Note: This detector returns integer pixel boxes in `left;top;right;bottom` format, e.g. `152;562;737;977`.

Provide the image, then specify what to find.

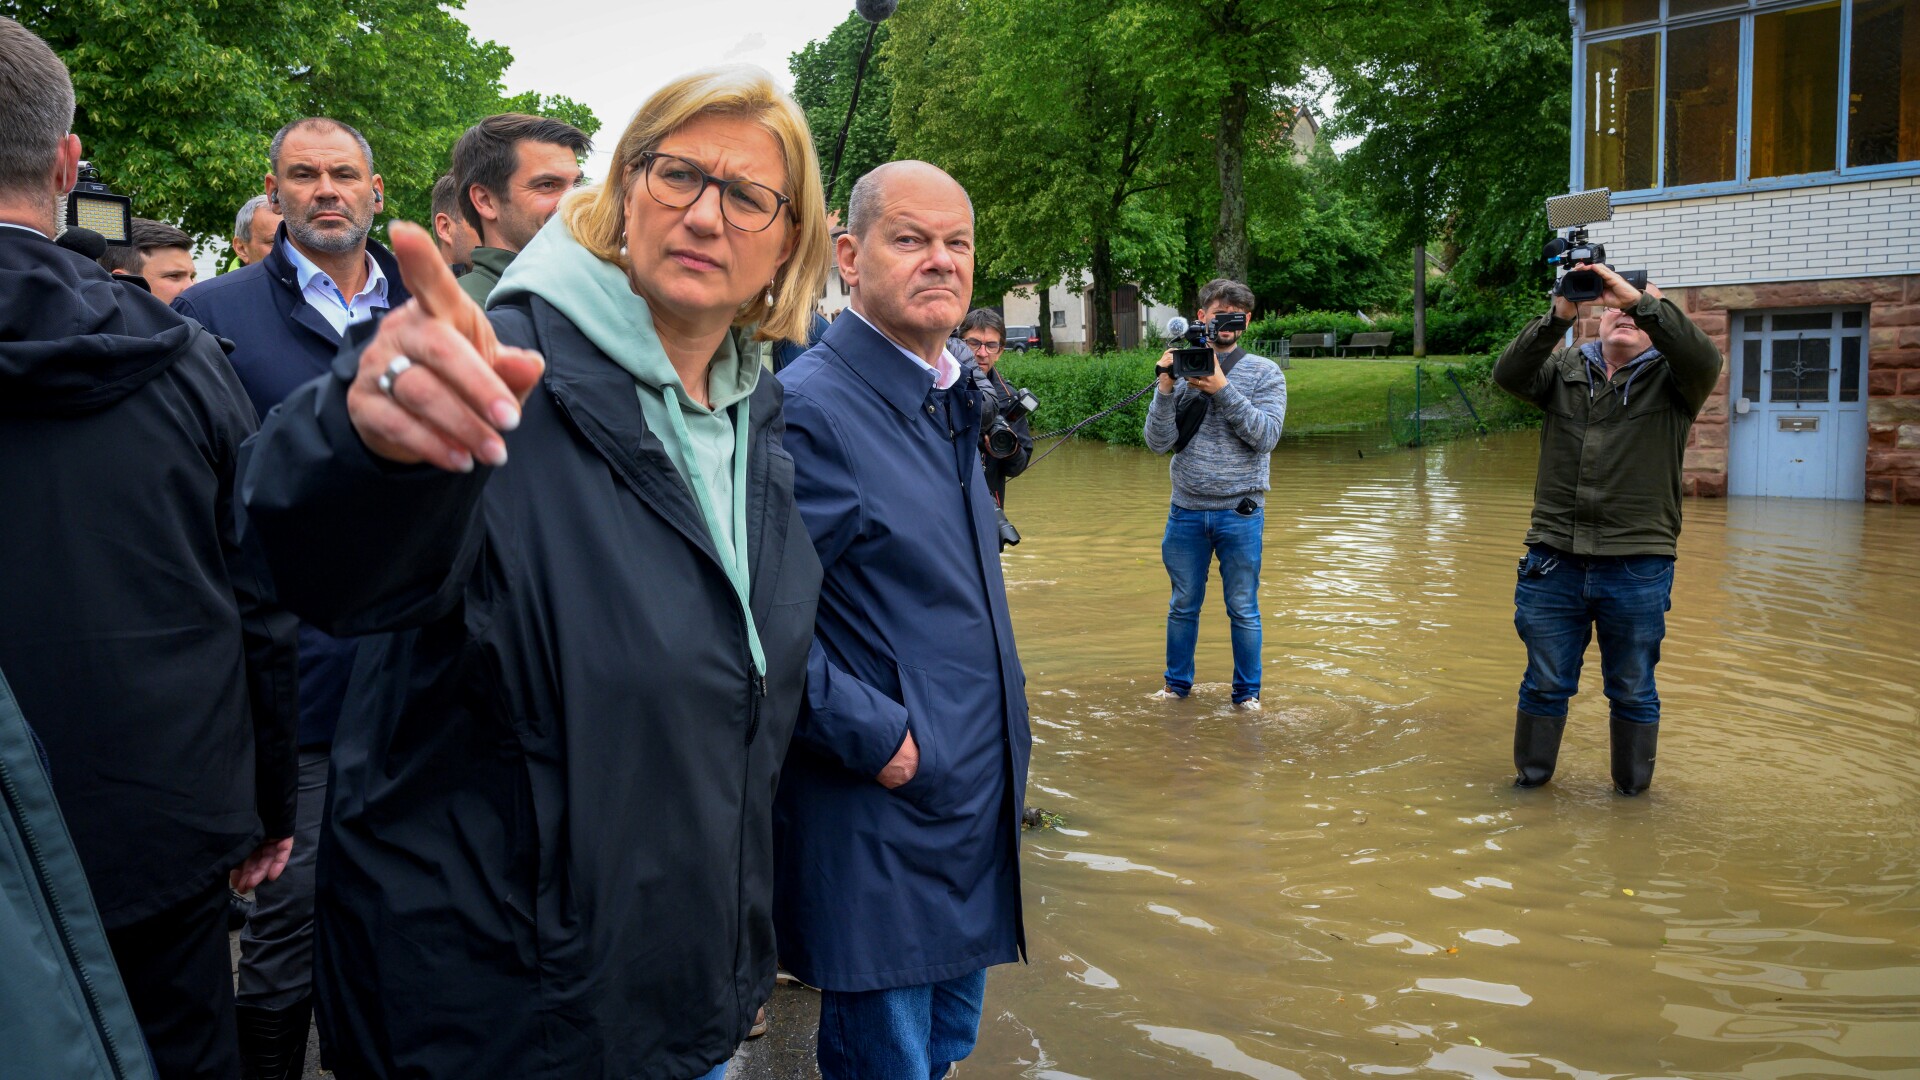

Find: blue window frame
1572;0;1920;202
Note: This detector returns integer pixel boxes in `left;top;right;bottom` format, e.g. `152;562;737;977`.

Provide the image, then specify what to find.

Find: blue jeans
1513;546;1673;725
690;1063;728;1080
1162;504;1264;702
817;968;986;1080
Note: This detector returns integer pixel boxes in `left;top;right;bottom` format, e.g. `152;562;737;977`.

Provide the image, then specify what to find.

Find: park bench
1337;331;1395;357
1288;331;1336;357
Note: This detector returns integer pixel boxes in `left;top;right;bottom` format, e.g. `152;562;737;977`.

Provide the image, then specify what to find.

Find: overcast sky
459;0;862;182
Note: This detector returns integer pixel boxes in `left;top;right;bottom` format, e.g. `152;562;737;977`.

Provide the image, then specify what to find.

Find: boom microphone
853;0;899;21
56;227;108;261
1165;316;1189;338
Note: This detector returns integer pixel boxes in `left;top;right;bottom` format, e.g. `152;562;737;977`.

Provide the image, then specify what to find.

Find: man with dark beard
171;116;411;1078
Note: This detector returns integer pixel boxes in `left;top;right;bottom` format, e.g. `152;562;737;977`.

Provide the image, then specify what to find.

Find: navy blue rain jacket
172;224;411;749
774;312;1029;992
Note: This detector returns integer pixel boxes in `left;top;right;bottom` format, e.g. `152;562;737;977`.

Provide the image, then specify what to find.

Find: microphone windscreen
56;227;108;261
854;0;899;22
1165;316;1189;338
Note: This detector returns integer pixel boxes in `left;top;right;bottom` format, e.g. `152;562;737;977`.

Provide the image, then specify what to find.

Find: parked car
1005;324;1042;352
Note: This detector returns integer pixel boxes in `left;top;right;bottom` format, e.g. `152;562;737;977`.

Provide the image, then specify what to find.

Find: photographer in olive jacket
1493;263;1721;797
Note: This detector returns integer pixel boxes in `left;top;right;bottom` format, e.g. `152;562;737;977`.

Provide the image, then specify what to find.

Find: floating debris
1022;806;1066;830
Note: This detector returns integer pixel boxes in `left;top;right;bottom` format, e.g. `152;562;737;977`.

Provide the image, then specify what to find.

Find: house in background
1003;106;1321;353
1572;0;1919;502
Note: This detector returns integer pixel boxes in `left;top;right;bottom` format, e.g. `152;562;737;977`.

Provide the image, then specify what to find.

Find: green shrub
1245;296;1543;355
997;349;1164;449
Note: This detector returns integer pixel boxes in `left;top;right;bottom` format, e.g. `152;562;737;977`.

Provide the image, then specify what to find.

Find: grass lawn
996;348;1500;447
1284;355;1469;433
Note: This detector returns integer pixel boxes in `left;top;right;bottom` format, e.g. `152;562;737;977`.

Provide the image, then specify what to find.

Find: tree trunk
1037;284;1054;353
1413;243;1428;359
1090;235;1117;352
1212;80;1251;282
1181;214;1206;313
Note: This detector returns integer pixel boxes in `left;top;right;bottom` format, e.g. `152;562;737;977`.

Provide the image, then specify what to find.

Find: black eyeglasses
638;151;792;233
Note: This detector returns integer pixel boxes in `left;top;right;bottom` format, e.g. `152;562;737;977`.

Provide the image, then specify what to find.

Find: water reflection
973;433;1920;1078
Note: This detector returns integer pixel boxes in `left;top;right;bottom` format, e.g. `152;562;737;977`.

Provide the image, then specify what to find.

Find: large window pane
1587;33;1661;190
1666;19;1740;184
1849;0;1920;167
1587;0;1659;30
1669;0;1742;15
1751;3;1842;178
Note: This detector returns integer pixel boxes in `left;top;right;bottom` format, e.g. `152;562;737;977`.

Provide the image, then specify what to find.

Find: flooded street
973;432;1920;1079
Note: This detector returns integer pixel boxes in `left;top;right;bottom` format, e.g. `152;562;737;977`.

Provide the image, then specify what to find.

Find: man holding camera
1144;278;1287;710
1493;262;1721;796
960;308;1033;509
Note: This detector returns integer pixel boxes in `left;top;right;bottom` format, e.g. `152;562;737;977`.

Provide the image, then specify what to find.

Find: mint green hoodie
490;220;765;677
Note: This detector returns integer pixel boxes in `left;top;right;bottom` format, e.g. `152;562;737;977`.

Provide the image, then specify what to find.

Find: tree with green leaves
6;0;597;254
1321;0;1570;296
1117;0;1319;285
1246;147;1404;314
789;11;896;216
887;0;1185;351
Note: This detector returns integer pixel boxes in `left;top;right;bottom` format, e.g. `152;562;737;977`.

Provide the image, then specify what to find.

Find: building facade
1572;0;1920;502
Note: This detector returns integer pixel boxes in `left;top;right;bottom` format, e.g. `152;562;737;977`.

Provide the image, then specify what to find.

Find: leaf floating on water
1622;888;1635;896
1445;946;1459;954
1469;1037;1482;1046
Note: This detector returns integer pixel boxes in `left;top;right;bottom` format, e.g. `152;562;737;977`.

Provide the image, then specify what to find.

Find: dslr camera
1542;187;1647;303
1162;312;1247;379
983;386;1038;460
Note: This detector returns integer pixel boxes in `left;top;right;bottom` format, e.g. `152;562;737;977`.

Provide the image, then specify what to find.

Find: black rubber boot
1609;717;1658;796
1512;710;1566;788
236;996;312;1080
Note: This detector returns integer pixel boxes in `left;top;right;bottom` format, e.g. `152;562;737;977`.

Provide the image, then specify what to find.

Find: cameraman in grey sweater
1143;278;1287;709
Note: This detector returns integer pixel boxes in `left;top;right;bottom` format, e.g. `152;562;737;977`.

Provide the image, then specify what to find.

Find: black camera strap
1170;347;1244;454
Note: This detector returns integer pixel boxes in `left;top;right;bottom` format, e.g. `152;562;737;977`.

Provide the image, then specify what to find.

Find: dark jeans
816;968;987;1080
1162;504;1264;701
105;883;241;1079
236;749;328;1009
1513;545;1674;725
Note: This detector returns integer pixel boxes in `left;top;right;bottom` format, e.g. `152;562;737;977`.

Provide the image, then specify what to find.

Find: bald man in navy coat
775;161;1029;1080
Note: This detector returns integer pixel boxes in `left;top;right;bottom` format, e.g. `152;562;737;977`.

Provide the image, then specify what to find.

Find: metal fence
1385;365;1497;447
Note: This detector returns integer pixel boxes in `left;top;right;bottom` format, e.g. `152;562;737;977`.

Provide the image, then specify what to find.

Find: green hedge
996;349;1163;448
1245;306;1526;355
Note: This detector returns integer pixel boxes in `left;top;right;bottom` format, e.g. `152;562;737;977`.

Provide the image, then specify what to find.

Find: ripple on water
1134;1026;1307;1080
1276;884;1359;901
1407;978;1534;1007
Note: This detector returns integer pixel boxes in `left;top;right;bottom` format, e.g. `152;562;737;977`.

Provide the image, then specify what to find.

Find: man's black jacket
0;226;299;927
173;223;409;749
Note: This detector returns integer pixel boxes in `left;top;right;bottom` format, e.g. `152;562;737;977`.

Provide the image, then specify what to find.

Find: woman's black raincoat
239;295;822;1079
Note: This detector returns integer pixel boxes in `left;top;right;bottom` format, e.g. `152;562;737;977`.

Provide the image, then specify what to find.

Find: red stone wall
1572;275;1920;503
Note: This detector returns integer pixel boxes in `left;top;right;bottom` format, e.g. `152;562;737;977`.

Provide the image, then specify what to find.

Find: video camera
984;387;1039;460
1162;312;1247;379
1542;187;1646;303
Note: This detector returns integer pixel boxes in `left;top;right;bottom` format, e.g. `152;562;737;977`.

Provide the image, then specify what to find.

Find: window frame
1572;0;1920;203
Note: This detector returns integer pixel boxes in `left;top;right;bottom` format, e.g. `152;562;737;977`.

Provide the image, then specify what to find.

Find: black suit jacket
173;224;412;748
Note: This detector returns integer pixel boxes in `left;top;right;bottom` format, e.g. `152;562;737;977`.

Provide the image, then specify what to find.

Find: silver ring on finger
375;355;414;399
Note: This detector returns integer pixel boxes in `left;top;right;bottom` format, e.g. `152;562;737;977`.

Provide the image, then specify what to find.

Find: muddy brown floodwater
969;431;1920;1080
